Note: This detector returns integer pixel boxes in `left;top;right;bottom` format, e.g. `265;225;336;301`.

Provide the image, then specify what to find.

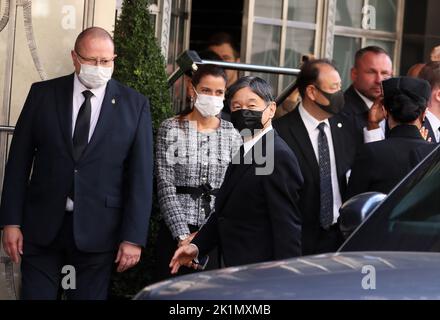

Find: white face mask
193;88;224;118
78;63;113;89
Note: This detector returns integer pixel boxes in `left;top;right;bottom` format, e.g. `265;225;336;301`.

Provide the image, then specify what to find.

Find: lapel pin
112;98;116;105
337;123;343;128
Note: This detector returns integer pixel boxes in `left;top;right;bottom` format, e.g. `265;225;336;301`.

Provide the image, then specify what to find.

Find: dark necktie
73;90;93;162
68;90;92;201
317;122;333;229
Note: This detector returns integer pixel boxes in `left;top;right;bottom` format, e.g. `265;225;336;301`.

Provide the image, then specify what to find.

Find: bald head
74;27;114;54
71;27;116;78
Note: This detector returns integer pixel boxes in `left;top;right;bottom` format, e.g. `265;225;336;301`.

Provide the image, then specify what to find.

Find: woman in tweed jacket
154;65;241;280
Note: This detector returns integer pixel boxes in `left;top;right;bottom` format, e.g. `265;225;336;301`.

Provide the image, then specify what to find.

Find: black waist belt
176;183;219;217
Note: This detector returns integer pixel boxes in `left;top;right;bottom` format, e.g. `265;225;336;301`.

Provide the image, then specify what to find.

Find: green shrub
110;0;173;299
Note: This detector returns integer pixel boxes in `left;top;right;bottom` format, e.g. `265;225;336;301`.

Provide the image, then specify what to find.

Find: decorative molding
0;0;17;299
323;0;336;59
0;0;10;31
22;0;47;80
159;0;172;60
84;0;96;29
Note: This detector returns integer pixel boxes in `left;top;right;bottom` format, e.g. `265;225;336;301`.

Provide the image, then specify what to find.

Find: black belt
176;183;219;217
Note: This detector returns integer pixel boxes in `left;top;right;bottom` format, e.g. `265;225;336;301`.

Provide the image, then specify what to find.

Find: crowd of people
0;27;439;299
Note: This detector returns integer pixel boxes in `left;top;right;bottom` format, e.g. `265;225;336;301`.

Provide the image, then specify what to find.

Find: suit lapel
288;109;320;183
80;79;119;162
330;115;354;197
346;85;369;115
55;73;75;160
215;145;253;214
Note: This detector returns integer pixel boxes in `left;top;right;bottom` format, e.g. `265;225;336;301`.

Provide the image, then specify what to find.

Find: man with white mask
0;27;153;299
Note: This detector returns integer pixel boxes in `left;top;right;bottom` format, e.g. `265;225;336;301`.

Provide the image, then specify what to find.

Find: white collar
426;109;440;132
354;88;374;109
243;125;273;155
298;103;330;132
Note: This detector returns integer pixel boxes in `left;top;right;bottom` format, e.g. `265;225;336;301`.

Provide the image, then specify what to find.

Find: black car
135;144;440;300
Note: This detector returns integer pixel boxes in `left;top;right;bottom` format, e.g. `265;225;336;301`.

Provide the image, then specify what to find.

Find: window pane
287;0;317;23
251;23;281;93
8;0;85;125
282;28;315;90
333;36;361;90
368;0;397;32
336;0;363;28
365;39;395;59
255;0;283;19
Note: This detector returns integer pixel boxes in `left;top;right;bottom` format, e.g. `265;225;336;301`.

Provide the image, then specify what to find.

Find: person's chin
370;88;382;98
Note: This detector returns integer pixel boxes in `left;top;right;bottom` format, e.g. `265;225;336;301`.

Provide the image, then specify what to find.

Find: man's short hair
226;76;274;106
74;27;114;53
207;32;239;58
354;46;390;67
419;61;440;90
295;59;337;98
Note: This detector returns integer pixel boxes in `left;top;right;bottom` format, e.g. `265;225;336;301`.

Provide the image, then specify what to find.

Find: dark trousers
21;212;115;300
153;221;220;282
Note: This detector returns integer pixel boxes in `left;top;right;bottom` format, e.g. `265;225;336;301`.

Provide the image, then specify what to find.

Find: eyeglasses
75;51;117;66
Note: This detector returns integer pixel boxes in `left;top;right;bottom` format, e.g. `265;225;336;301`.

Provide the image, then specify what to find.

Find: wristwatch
177;234;190;241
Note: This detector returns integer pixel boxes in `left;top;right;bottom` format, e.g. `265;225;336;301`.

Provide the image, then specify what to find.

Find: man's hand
169;244;198;274
367;97;386;130
2;226;23;264
115;242;141;273
178;232;198;247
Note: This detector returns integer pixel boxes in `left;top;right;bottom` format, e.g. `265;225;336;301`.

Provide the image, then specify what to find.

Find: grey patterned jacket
156;117;242;238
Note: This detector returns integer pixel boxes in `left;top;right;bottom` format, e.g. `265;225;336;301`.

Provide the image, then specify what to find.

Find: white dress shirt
426;110;440;143
66;74;107;211
299;104;342;224
355;89;386;143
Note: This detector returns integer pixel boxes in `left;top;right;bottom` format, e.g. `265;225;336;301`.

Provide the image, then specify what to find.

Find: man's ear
434;88;440;103
71;50;80;73
268;101;277;119
306;85;317;102
350;67;357;82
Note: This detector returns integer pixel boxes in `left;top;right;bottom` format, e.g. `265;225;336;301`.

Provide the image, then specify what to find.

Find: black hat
382;76;430;123
382;76;431;104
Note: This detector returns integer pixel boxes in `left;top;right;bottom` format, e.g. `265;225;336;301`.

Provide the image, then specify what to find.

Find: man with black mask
274;59;357;255
169;76;303;271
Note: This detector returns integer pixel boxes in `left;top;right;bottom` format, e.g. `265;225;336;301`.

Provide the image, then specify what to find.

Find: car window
340;145;440;252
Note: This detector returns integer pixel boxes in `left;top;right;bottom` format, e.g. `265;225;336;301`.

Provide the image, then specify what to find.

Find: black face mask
314;86;345;115
231;105;269;135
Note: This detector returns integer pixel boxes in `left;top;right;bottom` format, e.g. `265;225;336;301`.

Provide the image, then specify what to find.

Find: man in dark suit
0;27;153;299
347;77;435;197
169;77;303;271
343;46;393;144
274;60;356;255
418;62;440;144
